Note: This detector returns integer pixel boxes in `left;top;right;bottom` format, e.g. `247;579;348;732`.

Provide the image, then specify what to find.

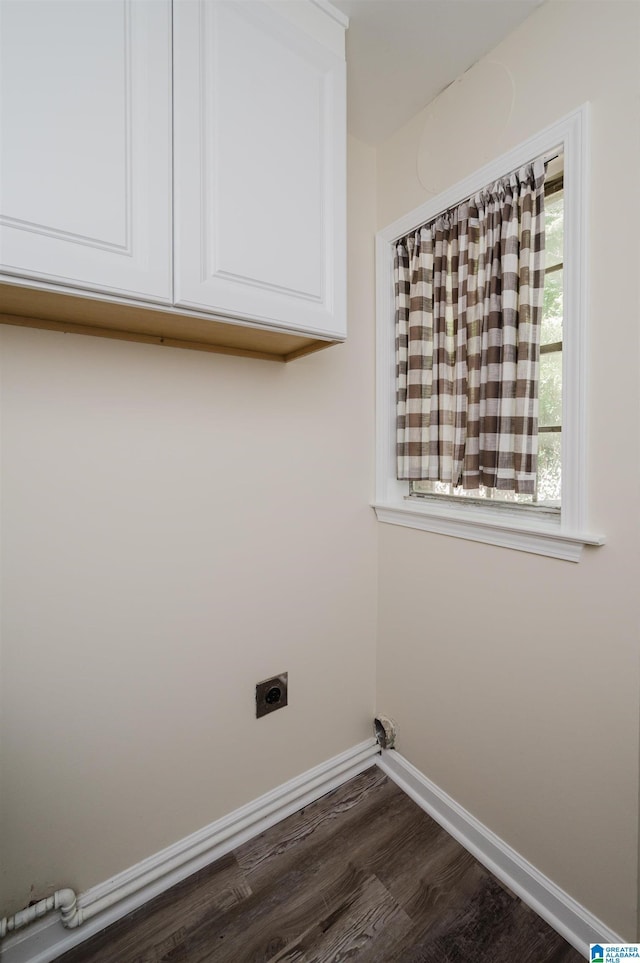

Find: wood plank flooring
55;768;585;962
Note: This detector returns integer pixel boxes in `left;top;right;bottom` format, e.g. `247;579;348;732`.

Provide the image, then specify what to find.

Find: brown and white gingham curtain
395;159;546;494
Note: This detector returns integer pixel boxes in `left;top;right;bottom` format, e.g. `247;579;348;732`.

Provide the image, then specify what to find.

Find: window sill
372;499;605;562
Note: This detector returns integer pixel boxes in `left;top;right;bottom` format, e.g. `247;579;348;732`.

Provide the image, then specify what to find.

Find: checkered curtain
394;159;546;493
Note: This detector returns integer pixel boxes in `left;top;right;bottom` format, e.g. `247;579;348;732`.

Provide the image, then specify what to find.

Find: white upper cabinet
173;0;346;339
0;0;347;355
0;0;173;302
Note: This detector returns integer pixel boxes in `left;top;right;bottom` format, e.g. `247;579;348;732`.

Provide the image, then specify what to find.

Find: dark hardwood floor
55;767;584;962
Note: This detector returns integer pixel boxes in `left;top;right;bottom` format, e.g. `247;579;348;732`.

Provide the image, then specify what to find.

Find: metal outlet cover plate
256;673;288;718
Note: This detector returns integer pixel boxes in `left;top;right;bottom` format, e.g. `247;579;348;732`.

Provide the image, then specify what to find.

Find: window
374;105;603;561
410;159;564;511
537;167;564;505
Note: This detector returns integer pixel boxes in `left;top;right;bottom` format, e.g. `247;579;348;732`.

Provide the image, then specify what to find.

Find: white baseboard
377;749;622;959
3;741;619;963
1;740;379;963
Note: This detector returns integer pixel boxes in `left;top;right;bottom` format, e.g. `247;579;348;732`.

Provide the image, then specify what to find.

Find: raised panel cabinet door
0;0;172;302
173;0;347;339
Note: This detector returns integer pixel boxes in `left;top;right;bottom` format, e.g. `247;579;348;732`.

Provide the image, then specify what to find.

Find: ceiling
331;0;543;145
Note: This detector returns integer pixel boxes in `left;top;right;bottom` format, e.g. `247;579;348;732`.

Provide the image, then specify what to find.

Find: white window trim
373;104;604;562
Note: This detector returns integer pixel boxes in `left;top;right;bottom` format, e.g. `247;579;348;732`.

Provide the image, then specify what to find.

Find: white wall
2;0;639;945
376;0;640;939
0;138;378;916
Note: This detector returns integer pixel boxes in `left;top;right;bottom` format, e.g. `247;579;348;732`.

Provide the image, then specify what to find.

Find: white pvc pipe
0;742;378;938
0;888;80;937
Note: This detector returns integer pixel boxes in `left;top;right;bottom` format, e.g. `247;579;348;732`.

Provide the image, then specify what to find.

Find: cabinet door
173;0;346;338
0;0;172;302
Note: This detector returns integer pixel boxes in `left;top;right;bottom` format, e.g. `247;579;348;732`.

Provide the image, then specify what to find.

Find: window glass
539;351;562;428
544;189;564;270
541;269;563;345
537;432;562;503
